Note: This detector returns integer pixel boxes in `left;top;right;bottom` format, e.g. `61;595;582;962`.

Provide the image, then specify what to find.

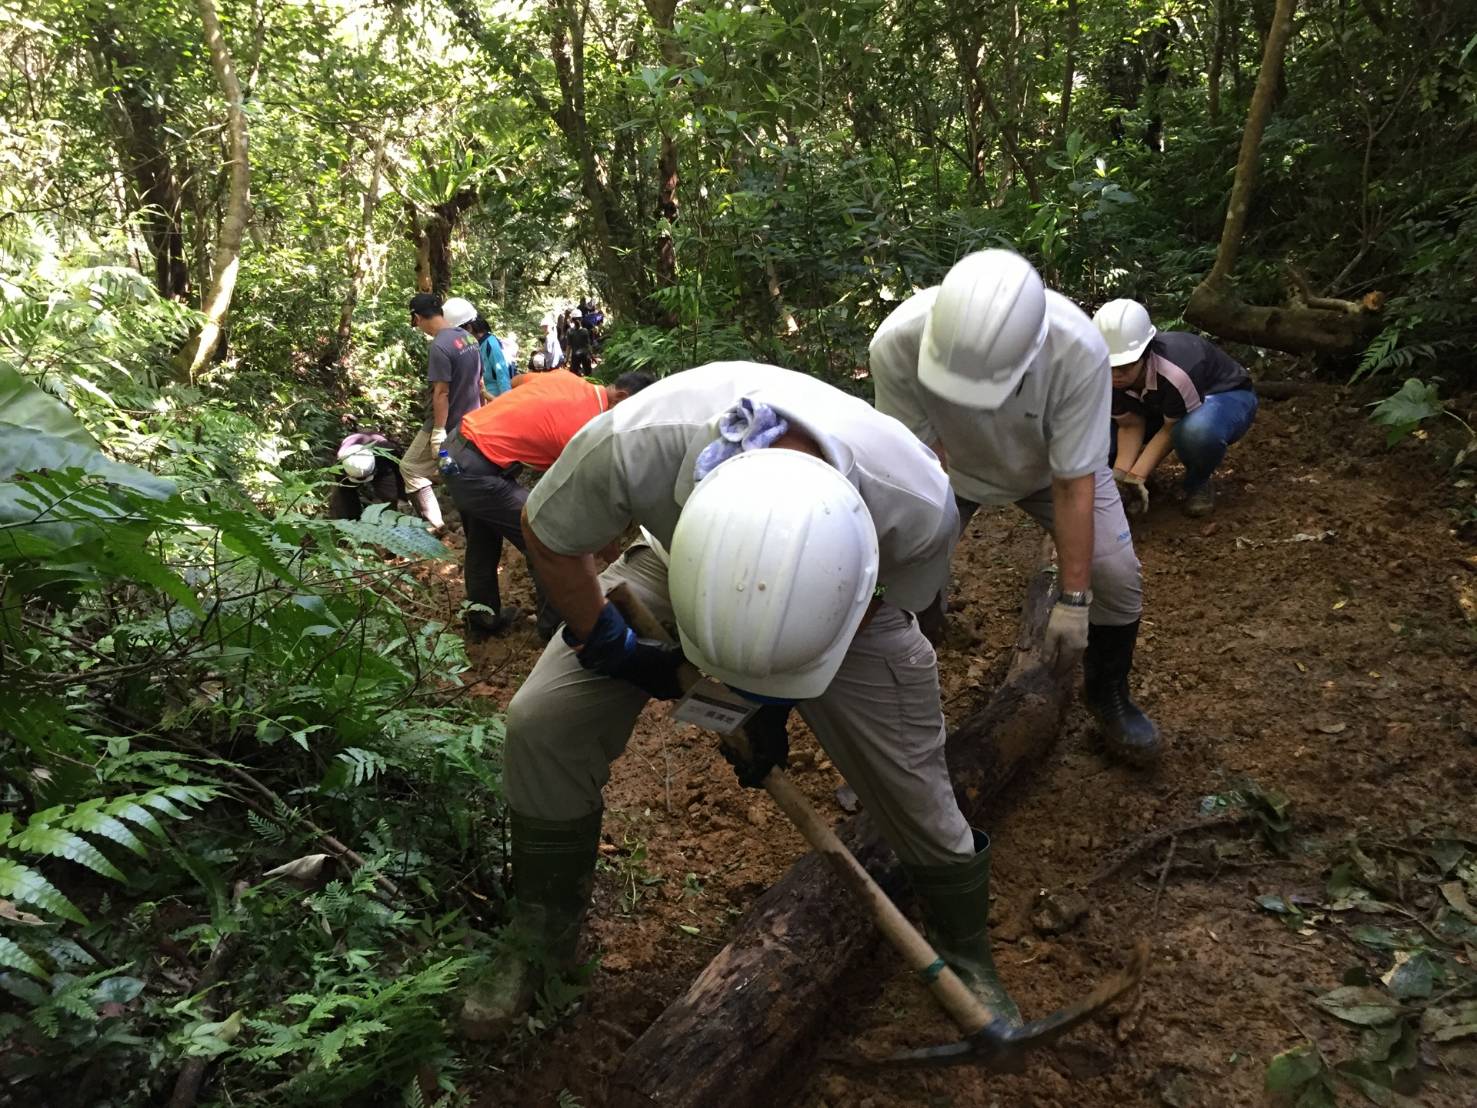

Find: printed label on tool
671;678;758;735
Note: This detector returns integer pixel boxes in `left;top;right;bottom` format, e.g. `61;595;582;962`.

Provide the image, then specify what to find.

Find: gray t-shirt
869;287;1111;507
427;326;483;433
525;362;958;612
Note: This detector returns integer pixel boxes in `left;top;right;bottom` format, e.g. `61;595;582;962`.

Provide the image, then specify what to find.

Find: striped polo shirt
1111;331;1252;422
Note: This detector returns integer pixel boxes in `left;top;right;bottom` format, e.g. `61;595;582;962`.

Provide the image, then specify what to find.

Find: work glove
563;602;687;700
1115;471;1149;515
722;704;791;788
1042;600;1090;678
429;426;448;451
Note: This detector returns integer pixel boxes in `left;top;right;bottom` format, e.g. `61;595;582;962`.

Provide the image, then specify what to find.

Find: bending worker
442;368;655;640
869;250;1160;768
1093;299;1257;518
460;362;1020;1037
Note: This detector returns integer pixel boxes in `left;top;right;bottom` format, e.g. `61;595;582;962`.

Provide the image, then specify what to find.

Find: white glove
1042;600;1090;678
1115;471;1149;514
429;427;448;451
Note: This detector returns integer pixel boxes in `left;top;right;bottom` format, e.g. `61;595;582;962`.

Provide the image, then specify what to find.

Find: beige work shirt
525;361;957;612
869;287;1112;507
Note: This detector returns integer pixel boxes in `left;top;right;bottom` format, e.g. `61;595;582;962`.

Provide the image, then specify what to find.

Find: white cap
919;250;1048;410
442;297;476;328
339;446;375;482
668;450;879;701
1093;299;1157;367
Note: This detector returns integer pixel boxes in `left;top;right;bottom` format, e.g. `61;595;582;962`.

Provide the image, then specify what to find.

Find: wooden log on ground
609;568;1074;1108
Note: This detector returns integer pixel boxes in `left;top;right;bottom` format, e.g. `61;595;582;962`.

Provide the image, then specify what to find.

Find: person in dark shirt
399;293;483;530
566;315;592;376
330;433;406;521
1094;299;1257;518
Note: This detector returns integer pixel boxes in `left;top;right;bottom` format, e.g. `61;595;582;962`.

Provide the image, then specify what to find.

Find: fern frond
60;807;149;857
0;858;85;923
0;936;45;977
7;823;127;881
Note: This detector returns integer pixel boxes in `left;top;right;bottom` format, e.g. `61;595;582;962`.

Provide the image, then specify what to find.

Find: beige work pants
399;424;439;494
503;546;974;866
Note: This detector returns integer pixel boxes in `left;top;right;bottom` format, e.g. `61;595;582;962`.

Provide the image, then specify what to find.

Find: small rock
1199;522;1219;537
746;805;768;829
835;784;860;814
1031;889;1090;936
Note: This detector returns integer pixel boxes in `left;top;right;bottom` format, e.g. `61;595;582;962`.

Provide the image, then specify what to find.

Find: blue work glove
722;704;792;788
563;602;687;701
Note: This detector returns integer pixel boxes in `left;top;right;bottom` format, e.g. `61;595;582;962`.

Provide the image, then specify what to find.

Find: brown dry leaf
0;898;45;926
1317;722;1348;735
1332;598;1349;610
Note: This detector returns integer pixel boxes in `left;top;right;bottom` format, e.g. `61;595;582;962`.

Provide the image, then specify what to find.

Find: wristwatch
1057;589;1093;608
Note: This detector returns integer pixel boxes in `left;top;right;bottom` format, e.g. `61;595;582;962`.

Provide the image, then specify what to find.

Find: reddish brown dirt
453;392;1477;1107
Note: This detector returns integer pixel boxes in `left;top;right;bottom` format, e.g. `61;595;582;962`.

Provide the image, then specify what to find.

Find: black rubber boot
904;831;1021;1027
459;808;602;1040
1083;620;1162;767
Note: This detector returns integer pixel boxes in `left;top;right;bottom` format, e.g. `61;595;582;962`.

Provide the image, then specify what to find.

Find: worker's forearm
1050;473;1095;595
1114;421;1145;472
522;508;607;639
1128;425;1175;478
431;383;450;432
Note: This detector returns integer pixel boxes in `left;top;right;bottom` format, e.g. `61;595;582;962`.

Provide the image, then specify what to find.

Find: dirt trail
456;392;1476;1107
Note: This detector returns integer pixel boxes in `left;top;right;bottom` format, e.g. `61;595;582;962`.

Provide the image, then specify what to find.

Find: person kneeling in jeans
1094;299;1258;519
443;369;654;640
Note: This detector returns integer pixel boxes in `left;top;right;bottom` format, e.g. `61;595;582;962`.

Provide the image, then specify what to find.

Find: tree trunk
332;135;386;364
644;0;681;312
610;568;1074;1108
1058;0;1079;140
1208;0;1228;120
92;38;191;301
176;0;250;380
549;0;641;320
406;201;432;293
1186;0;1379;355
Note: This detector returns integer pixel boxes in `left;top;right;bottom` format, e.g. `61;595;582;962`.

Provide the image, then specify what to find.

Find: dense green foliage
1;0;1475;1101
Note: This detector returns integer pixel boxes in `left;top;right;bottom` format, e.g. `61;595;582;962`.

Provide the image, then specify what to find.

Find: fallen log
609;567;1074;1108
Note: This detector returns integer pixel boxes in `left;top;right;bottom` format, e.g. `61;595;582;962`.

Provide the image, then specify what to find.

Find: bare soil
451;391;1477;1108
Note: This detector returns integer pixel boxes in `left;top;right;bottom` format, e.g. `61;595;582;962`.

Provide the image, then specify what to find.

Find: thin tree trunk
333;135;386;362
1205;0;1294;287
177;0;250;380
1058;0;1079;139
644;0;681;311
1187;0;1380;355
1208;0;1228;120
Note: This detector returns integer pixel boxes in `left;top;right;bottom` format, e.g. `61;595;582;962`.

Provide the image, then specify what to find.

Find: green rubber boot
459;808;602;1040
904;831;1022;1027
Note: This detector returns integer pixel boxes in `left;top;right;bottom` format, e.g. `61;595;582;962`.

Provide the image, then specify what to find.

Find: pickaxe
607;583;1148;1070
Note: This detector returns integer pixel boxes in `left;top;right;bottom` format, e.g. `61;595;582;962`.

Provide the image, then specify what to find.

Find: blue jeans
1171;389;1258;492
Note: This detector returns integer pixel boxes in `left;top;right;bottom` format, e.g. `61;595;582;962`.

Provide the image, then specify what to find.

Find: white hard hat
442;297;477;328
668;450;879;702
1093;299;1157;367
919;250;1048;410
339;446;376;483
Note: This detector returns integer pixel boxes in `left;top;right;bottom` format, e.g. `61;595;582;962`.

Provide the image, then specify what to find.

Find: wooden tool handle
605;583;996;1036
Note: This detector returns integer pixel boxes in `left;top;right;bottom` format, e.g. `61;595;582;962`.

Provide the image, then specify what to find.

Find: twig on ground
1150;836;1178;923
1088;811;1254;885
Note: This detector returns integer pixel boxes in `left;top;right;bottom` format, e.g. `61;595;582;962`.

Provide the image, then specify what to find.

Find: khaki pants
399;424;439;494
504;546;974;866
961;467;1142;627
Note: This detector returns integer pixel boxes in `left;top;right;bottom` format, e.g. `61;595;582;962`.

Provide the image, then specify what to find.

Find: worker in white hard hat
458;362;1021;1039
1092;299;1257;519
398;292;483;530
329;432;405;521
869;250;1160;769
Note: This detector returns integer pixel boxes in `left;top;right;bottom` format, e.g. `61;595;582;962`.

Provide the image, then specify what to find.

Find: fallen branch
1086;811;1255;886
166;884;246;1108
